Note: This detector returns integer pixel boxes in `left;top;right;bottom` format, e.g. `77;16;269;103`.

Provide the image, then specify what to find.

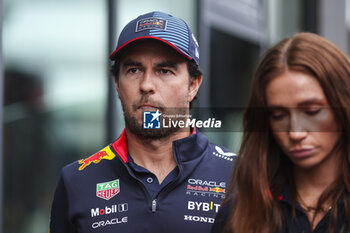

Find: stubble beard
119;96;189;141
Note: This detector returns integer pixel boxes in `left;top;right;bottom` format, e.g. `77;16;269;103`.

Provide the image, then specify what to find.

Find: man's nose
139;70;155;94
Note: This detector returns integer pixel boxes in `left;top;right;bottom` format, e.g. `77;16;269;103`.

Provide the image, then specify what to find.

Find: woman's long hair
224;32;350;233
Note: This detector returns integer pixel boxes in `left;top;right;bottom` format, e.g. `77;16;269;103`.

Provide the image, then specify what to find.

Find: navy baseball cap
109;11;200;65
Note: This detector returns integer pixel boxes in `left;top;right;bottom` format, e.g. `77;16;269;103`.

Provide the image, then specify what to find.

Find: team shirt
50;129;235;233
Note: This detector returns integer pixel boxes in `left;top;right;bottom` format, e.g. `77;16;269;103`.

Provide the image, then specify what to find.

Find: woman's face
266;70;341;170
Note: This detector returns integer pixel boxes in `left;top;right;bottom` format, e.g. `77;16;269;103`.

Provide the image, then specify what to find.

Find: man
50;11;234;233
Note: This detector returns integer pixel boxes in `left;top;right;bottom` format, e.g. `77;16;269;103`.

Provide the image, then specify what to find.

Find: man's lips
138;104;159;110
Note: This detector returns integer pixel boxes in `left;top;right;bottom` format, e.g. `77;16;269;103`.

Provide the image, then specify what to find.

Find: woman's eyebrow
297;98;326;107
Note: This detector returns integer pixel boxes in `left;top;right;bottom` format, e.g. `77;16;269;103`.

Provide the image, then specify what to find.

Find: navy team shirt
50;129;235;233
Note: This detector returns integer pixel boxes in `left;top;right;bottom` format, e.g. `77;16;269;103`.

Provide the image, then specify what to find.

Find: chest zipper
152;199;157;212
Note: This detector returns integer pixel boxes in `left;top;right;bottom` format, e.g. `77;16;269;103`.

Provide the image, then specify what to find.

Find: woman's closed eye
269;109;288;120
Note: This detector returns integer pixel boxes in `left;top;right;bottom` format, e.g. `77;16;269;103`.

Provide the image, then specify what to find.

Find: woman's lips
289;148;314;158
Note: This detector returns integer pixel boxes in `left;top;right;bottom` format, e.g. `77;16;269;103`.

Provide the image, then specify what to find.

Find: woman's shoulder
211;199;233;233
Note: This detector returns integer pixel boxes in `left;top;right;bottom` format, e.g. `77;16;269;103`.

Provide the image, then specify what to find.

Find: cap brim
109;36;193;61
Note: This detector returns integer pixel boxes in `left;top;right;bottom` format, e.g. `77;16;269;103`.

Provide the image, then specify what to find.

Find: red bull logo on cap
136;17;167;32
78;146;115;171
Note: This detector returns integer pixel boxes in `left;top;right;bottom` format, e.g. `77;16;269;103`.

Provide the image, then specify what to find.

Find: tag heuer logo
96;179;120;200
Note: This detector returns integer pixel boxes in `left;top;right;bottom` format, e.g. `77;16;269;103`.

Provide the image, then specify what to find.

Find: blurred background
1;0;350;232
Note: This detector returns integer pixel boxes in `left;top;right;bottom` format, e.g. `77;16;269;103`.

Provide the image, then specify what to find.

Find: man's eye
160;69;172;74
128;68;139;73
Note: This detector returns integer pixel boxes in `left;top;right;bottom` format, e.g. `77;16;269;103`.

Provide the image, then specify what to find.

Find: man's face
116;40;201;139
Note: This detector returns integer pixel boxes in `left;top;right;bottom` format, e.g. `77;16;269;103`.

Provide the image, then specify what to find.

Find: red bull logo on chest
96;179;120;200
78;146;115;171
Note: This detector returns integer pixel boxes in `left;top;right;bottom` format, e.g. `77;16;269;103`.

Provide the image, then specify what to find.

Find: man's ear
188;75;202;102
114;75;120;90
